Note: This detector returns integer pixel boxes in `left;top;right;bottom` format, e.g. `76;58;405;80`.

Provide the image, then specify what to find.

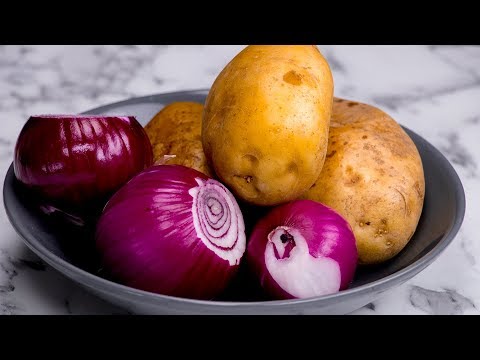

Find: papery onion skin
95;165;246;300
13;115;153;220
247;200;357;300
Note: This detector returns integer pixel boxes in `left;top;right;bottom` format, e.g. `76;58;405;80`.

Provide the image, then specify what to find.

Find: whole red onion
95;165;246;300
247;200;357;299
14;115;153;222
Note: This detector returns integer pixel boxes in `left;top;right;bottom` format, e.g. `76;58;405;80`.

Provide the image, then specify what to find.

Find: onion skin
13;115;153;221
95;165;246;300
247;200;357;300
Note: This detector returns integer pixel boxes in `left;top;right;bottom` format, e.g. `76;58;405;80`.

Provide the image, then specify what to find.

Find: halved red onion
13;115;153;223
247;200;358;300
95;165;246;300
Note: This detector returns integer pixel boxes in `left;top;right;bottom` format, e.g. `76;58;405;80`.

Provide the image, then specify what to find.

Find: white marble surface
0;45;478;315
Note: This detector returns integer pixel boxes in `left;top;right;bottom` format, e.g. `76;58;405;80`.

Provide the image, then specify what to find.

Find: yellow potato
203;45;333;206
144;102;213;177
302;98;425;264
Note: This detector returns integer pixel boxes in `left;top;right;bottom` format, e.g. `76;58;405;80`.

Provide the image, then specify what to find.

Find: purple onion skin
247;200;358;300
14;115;153;221
95;165;246;300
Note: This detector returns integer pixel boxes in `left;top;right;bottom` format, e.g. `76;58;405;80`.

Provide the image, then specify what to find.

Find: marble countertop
0;45;478;315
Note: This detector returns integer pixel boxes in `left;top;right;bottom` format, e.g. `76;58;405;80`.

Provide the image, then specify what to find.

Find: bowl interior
3;90;465;304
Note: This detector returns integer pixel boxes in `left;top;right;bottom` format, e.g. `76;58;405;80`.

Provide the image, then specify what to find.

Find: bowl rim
3;88;467;308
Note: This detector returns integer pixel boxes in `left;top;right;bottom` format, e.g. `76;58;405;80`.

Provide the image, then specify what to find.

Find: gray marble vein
373;80;480;111
0;45;478;315
409;286;476;315
465;116;480;125
0;249;47;296
0;250;19;290
439;132;477;177
428;46;480;80
0;299;21;315
0;250;21;315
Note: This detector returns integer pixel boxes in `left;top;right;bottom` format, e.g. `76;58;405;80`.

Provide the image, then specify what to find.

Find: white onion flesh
265;226;341;298
189;178;246;266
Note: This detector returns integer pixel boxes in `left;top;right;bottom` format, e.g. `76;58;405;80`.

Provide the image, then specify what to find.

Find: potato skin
302;98;425;264
145;102;213;177
203;45;333;206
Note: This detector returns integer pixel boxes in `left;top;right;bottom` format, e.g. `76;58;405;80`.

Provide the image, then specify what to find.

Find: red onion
247;200;357;300
14;115;153;222
95;165;246;300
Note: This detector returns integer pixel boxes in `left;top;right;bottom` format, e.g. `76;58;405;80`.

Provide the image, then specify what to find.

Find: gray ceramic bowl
3;89;466;314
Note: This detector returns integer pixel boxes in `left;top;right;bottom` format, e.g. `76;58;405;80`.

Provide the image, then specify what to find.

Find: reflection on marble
0;45;479;315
